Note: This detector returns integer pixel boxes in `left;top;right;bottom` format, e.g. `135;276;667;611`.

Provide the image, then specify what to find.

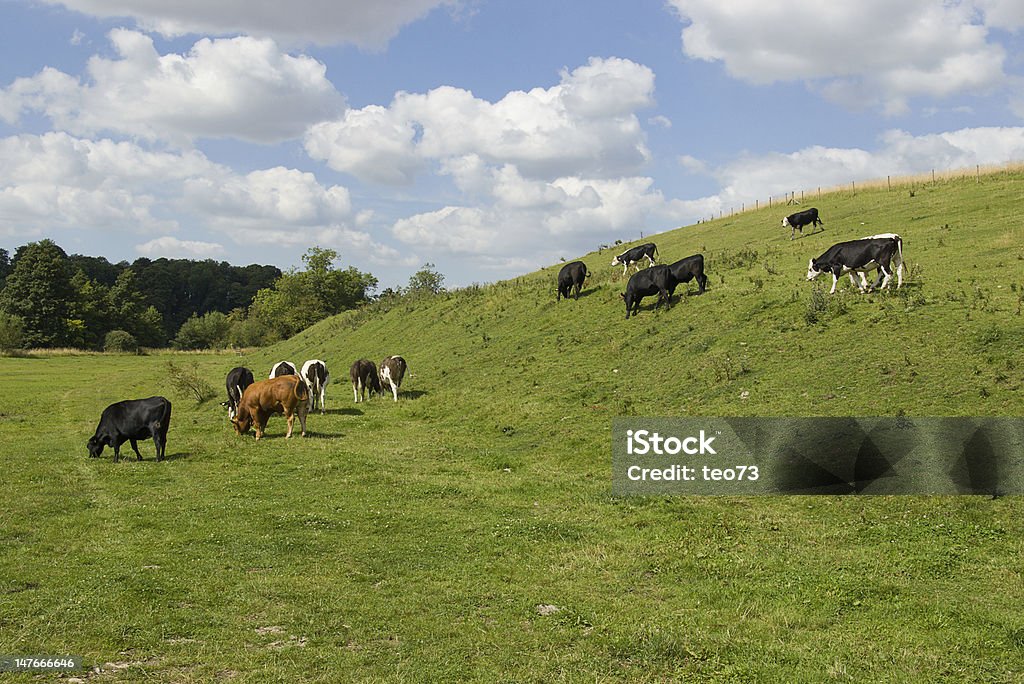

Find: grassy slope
1;171;1022;682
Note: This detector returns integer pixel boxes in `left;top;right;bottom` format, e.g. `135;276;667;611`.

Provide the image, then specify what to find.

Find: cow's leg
112;440;120;463
285;409;294;438
622;263;628;276
391;383;399;402
829;272;839;294
319;387;326;414
129;438;143;461
878;264;892;290
298;405;308;436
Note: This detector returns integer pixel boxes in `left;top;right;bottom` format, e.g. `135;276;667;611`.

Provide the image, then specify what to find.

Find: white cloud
0;133;401;263
694;126;1024;210
0;30;344;144
667;0;1007;113
136;236;225;257
976;0;1024;30
305;57;655;185
39;0;453;48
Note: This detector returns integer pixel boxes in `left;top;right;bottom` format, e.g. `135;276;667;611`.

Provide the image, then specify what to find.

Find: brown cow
232;375;309;440
350;358;380;402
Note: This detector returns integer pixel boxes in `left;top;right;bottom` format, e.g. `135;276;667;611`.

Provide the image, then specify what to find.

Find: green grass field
1;171;1022;682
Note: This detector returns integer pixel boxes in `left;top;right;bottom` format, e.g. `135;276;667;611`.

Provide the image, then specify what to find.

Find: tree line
0;240;395;352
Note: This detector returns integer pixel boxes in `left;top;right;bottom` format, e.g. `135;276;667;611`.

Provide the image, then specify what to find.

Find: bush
173;311;231;350
0;310;25;352
165;360;215;403
103;329;139;353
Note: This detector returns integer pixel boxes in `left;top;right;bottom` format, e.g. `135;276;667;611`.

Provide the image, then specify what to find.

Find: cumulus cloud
305;57;655;185
667;0;1007;113
389;171;685;269
39;0;452;47
0;132;399;263
687;126;1024;210
136;236;225;257
0;30;344;144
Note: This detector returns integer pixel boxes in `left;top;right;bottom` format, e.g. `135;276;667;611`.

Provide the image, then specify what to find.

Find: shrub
173;312;231;350
165;360;215;403
103;329;139;353
0;310;25;352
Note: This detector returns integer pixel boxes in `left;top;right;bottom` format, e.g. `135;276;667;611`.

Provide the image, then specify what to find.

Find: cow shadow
323;408;364;416
159;451;191;461
790;228;825;241
301;432;345;440
564;287;598;301
399;390;429;400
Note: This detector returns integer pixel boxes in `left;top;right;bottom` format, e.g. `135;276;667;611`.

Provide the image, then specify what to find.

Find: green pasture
1;171;1022;681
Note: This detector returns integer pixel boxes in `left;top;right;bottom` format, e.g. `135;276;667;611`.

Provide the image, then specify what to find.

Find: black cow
783;208;823;240
270;361;296;378
350;358;380;402
806;236;904;294
87;396;171;463
221;366;255;420
666;254;708;297
620;264;675;319
611;243;658;275
557;261;590;301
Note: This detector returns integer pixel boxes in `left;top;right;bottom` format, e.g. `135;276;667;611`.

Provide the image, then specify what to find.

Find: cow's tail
294;376;309;403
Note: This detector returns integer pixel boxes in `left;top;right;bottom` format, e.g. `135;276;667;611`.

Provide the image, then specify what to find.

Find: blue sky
2;0;1023;288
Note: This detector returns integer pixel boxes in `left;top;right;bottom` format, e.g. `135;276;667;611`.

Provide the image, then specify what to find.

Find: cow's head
610;256;622;266
782;217;791;227
220;400;236;420
806;258;824;281
87;435;104;458
232;408;252;435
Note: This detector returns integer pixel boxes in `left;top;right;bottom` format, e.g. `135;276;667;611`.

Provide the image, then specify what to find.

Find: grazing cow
87;396;171;463
350;358;380;402
221;366;255;420
806;236;904;294
860;233;905;289
557;261;590;301
666;254;708;297
232;375;309;440
783;208;823;240
269;361;296;378
301;359;330;414
611;243;658;275
620;264;674;319
379;356;408;402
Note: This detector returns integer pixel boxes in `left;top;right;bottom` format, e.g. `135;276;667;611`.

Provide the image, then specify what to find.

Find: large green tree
0;239;77;347
248;246;377;341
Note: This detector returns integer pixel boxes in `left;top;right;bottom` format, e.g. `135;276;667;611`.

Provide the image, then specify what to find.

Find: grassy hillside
1;170;1022;682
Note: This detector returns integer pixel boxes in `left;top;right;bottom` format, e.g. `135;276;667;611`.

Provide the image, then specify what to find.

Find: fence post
887;175;891;191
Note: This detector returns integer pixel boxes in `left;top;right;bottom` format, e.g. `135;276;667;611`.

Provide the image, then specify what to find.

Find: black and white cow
806;236;904;294
860;233;905;290
87;396;171;462
666;254;708;297
783;208;823;240
557;261;590;301
611;243;658;276
620;264;674;319
221;366;255;420
269;361;296;378
301;359;330;414
350;358;380;402
379;355;408;402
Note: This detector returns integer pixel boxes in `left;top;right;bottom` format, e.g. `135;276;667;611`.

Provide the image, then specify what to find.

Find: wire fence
695;161;1024;224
